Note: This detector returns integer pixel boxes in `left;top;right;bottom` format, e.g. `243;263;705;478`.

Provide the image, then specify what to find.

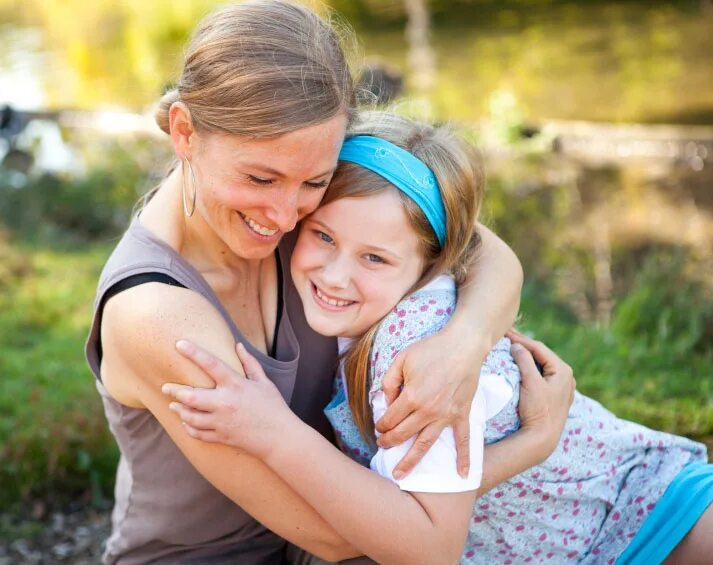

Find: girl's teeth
241;213;278;236
315;286;352;307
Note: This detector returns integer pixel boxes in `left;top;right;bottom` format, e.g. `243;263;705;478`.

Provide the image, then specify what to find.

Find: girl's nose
320;252;351;290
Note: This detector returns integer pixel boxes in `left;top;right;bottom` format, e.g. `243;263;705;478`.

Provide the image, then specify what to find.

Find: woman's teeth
240;213;278;237
315;285;353;307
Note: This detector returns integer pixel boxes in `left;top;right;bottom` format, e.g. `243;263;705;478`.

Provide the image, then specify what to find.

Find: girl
165;111;713;563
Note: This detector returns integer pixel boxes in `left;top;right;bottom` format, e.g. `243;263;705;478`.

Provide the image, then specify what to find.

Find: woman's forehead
204;115;346;176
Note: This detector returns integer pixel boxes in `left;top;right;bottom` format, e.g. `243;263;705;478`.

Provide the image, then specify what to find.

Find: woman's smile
237;211;280;240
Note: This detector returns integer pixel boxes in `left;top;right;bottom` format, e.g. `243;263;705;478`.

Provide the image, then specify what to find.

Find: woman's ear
168;102;196;160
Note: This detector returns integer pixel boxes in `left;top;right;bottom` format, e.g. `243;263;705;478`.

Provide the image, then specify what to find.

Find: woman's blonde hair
323;111;484;441
154;0;356;137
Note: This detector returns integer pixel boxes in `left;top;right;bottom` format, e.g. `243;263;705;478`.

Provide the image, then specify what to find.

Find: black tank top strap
273;248;284;359
96;273;187;362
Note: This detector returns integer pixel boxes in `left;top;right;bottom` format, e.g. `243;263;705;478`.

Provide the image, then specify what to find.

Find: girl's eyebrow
308;218;335;232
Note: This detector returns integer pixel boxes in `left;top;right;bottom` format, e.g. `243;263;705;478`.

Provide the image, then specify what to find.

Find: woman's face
291;190;425;338
189;114;347;260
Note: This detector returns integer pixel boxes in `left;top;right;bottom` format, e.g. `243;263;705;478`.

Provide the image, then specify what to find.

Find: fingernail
176;340;189;353
169;402;179;412
511;343;523;353
459;466;469;479
393;470;405;480
161;384;169;394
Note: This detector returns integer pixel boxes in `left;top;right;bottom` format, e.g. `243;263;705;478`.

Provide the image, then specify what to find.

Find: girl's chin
304;313;344;338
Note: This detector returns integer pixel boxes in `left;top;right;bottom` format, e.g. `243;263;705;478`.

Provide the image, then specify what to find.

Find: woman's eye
247;175;273;186
315;230;333;244
305;180;328;189
366;253;385;264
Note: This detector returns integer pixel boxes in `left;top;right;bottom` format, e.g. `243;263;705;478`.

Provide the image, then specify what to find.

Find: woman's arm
165;339;569;564
100;283;359;562
375;225;524;477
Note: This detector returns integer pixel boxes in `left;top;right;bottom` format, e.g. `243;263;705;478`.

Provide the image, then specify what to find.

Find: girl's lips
310;282;356;312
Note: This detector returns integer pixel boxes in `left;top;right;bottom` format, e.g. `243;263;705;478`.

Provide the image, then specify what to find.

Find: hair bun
154;89;180;135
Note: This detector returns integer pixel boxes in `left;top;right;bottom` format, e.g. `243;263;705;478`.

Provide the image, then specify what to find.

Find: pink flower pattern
325;287;707;564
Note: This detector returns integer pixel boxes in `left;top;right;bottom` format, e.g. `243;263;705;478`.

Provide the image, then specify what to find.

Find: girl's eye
366;253;385;264
247;175;273;186
305;180;328;189
315;230;334;244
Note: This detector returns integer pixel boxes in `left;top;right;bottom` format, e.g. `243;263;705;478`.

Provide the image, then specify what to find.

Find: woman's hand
508;329;576;460
375;328;489;480
161;340;295;459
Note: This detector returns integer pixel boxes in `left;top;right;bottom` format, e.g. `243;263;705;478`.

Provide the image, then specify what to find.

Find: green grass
518;282;713;438
0;240;118;510
0;239;710;512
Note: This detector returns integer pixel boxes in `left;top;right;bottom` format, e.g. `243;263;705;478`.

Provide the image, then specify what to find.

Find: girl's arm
100;283;360;562
164;337;573;563
376;225;523;477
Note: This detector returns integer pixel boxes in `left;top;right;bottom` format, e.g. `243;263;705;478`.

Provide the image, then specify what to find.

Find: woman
84;2;572;563
164;113;712;564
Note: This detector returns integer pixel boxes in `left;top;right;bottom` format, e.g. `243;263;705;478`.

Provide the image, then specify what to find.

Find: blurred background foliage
0;0;711;520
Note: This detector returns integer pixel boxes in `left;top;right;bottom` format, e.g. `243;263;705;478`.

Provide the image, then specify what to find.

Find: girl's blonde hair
322;111;484;441
154;0;356;137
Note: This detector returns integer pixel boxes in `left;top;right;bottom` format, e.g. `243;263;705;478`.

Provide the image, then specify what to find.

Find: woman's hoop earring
182;158;197;217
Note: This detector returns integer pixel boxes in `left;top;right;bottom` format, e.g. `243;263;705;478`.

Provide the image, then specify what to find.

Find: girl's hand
161;340;294;459
375;329;487;480
508;329;576;460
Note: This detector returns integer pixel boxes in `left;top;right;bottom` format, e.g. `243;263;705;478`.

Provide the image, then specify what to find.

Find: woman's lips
238;212;280;241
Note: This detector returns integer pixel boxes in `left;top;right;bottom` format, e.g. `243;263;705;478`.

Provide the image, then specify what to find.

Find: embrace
85;1;713;564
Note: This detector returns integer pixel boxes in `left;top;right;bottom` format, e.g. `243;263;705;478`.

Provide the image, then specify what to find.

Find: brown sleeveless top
85;218;338;564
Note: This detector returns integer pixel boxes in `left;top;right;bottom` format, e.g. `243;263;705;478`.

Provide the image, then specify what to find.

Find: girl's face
189;114;347;260
291;190;425;338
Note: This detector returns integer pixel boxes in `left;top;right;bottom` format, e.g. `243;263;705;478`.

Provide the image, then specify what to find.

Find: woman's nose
265;187;300;233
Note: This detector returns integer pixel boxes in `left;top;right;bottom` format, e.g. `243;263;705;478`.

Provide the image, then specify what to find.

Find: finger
374;387;416;435
391;421;444;479
507;333;559;373
376;409;427;448
380;353;406;406
175;340;243;385
452;416;471;479
182;423;222;443
235;342;268;382
510;343;543;388
161;383;224;412
168;401;216;430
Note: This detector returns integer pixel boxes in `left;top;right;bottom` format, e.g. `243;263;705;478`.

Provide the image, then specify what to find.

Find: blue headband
338;135;446;247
